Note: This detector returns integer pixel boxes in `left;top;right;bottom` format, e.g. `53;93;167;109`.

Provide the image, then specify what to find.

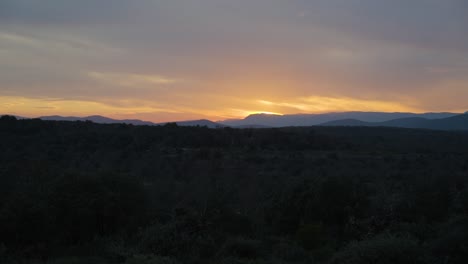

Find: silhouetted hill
320;114;468;130
39;115;155;125
9;112;466;130
220;112;459;127
425;114;468;130
318;119;370;127
157;119;226;128
235;124;272;129
35;115;227;128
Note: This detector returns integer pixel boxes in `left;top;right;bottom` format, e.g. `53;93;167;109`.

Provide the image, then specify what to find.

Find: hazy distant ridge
37;115;224;128
5;111;466;130
320;114;468;131
39;115;156;126
220;112;460;127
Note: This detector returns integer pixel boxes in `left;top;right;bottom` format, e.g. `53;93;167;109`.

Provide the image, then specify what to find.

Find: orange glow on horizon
0;94;465;123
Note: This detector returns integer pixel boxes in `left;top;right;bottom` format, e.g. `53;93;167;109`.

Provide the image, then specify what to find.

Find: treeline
1;115;468;264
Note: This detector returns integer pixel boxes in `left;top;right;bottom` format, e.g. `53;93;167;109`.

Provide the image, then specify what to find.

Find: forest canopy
1;116;468;264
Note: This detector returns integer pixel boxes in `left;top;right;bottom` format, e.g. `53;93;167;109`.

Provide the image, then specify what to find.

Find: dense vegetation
1;115;468;264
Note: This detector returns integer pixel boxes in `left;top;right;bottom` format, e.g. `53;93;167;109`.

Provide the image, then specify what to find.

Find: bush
430;216;468;264
330;234;426;264
139;221;200;257
46;256;108;264
124;255;180;264
49;173;149;243
271;241;310;262
217;258;274;264
220;237;264;260
295;223;325;250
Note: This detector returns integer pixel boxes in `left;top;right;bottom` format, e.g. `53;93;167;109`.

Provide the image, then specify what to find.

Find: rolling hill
38;115;155;126
220;112;459;128
156;119;225;128
4;112;467;130
320;113;468;130
35;115;225;128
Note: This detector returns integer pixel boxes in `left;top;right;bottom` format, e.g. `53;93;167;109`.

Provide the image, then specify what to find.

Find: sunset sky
1;0;467;122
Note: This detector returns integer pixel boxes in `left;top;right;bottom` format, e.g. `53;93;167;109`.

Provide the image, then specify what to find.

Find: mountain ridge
320;114;468;130
36;115;224;128
3;111;467;130
220;111;460;127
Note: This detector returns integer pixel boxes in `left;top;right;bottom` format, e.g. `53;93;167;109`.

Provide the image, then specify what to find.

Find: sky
0;0;467;122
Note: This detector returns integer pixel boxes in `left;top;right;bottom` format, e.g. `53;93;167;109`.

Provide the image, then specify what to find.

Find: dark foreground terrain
1;115;468;264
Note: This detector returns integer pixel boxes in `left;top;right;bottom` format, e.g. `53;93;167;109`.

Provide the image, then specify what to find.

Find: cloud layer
1;0;467;121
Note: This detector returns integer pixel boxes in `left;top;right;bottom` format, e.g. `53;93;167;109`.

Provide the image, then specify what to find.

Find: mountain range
35;115;223;128
5;111;468;131
38;115;155;126
319;114;468;131
220;112;460;127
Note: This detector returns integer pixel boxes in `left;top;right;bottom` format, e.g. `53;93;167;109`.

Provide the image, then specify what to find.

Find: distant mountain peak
246;113;282;118
155;119;225;128
319;113;468;131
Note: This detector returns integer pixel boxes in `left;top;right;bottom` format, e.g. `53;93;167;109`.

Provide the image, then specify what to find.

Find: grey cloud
0;0;140;25
2;0;466;50
296;0;468;52
1;0;467;114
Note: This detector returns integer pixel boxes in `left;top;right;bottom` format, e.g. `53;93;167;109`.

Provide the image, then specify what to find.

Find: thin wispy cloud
88;72;179;87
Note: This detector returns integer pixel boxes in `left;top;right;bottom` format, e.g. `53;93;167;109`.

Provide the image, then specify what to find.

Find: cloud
0;31;121;55
0;32;42;46
0;95;182;118
0;0;139;25
296;0;468;52
0;0;467;121
257;96;422;114
88;72;179;87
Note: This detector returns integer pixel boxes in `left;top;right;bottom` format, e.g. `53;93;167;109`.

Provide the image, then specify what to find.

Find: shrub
330;234;426;264
124;255;180;264
47;256;108;264
220;237;264;260
272;241;310;262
